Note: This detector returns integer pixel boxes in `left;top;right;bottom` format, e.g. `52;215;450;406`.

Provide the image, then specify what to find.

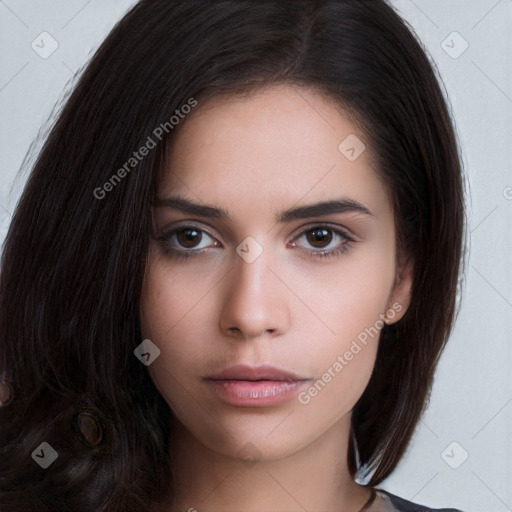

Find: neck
167;416;372;512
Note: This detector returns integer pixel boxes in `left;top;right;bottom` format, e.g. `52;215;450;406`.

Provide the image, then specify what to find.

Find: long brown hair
0;1;465;510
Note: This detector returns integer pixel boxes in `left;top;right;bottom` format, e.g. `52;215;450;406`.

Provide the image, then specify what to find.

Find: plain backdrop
0;1;511;511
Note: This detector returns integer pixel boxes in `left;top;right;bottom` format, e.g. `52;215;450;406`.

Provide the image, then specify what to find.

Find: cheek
294;278;388;418
139;253;207;343
139;257;215;392
293;246;394;348
292;248;394;409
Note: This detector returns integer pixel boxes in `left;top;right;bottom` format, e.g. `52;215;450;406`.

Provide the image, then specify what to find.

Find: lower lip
206;379;308;407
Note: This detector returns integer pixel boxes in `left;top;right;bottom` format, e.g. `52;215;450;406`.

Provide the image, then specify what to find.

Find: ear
384;256;413;325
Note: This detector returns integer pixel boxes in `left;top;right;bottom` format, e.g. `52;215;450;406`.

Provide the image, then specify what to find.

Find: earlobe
385;258;414;325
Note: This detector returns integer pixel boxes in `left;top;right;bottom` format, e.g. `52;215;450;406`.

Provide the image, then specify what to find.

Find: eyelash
155;224;355;262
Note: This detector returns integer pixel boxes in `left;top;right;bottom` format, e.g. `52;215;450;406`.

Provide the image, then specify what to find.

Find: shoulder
373;488;465;512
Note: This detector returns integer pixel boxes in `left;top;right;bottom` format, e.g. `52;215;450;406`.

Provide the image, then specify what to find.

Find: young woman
0;1;466;511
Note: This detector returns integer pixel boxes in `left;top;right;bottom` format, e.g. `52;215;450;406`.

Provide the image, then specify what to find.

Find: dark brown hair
0;1;465;510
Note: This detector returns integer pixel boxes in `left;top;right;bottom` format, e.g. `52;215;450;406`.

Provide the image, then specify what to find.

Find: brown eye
155;225;217;259
176;227;203;248
292;224;354;260
305;228;333;248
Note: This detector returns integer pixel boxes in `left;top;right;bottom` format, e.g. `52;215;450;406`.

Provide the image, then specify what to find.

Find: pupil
178;228;201;248
308;228;331;248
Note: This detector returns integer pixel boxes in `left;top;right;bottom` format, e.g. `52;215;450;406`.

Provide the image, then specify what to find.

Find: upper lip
207;364;307;382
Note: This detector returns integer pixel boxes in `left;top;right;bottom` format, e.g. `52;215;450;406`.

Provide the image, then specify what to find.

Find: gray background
1;1;511;510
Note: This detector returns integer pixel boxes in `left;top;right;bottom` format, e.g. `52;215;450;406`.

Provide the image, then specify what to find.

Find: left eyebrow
153;195;374;223
277;198;373;222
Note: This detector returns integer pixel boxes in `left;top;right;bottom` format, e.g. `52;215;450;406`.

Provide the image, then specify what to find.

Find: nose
218;246;289;342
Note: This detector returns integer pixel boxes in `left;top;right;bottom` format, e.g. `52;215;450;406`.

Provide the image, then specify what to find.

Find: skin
139;84;413;512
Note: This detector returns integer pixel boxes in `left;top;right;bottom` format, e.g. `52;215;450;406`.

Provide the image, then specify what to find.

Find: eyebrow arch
153;195;374;223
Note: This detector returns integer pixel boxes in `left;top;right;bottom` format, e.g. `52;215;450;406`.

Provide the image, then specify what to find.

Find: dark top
368;488;464;511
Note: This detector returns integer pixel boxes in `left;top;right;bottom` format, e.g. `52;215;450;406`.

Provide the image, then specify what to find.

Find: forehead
159;84;390;219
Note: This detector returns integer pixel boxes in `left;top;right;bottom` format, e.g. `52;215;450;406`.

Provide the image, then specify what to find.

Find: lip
208;364;306;382
205;364;310;407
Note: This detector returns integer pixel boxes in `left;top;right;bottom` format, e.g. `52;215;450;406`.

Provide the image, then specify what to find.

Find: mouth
204;364;311;407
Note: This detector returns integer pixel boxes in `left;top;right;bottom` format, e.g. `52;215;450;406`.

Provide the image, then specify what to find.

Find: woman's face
139;84;411;461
